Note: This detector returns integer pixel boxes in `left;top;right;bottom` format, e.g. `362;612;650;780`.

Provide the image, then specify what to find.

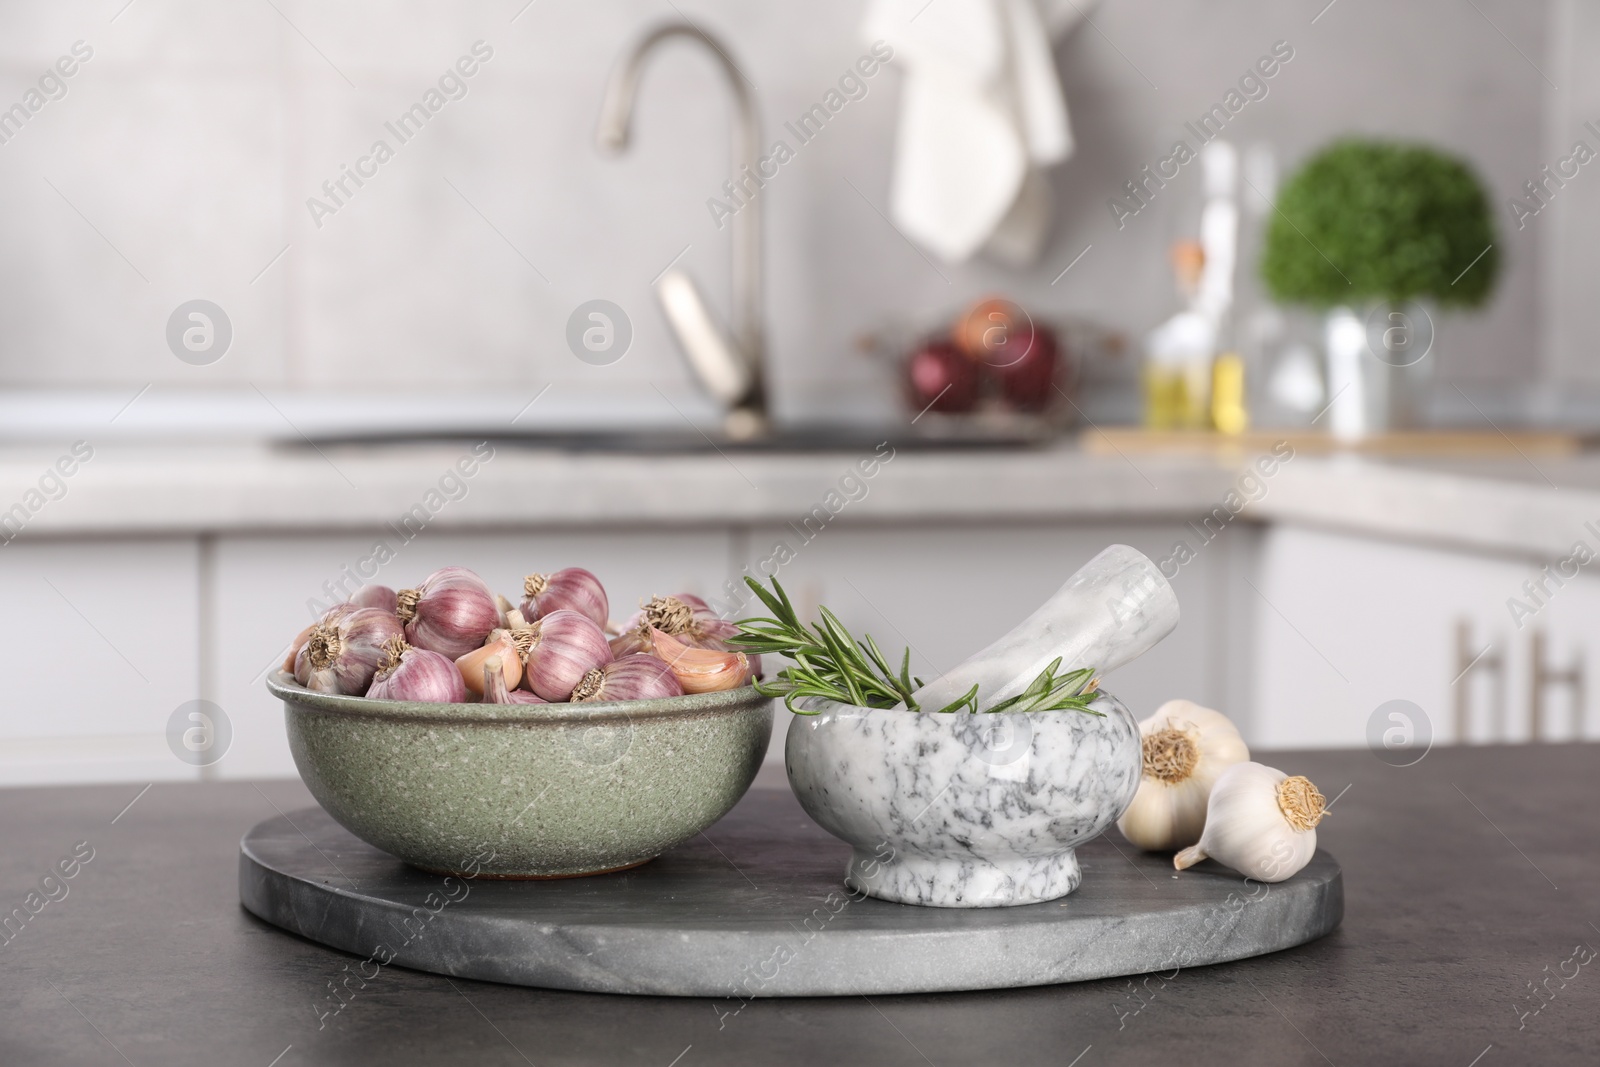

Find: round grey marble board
239;788;1343;997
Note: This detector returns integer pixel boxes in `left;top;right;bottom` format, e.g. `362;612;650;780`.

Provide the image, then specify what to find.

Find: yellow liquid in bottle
1144;364;1213;430
1142;365;1185;429
1210;352;1248;435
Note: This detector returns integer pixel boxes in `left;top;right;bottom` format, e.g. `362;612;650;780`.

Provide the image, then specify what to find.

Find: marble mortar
785;690;1142;907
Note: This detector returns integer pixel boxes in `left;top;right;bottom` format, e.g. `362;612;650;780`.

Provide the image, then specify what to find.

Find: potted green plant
1259;138;1498;436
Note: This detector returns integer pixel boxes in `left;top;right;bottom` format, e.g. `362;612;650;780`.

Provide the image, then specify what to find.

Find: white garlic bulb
1116;700;1249;850
1174;762;1327;883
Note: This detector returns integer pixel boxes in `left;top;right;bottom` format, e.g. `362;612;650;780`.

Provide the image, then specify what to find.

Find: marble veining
786;691;1142;907
238;791;1345;997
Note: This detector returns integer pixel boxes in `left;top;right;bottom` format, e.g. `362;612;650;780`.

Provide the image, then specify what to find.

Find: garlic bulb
283;628;312;674
632;594;741;647
611;594;760;674
649;627;749;693
397;567;500;659
294;608;403;695
571;654;684;703
283;603;358;673
520;568;609;628
1117;700;1250;850
367;635;466;703
521;609;614;701
350;584;399;614
1174;762;1327;883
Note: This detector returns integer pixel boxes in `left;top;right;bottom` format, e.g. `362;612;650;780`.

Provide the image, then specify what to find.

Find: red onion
397;567;500;659
482;657;547;705
520;568;608;628
905;339;980;414
367;636;466;703
570;654;684;703
294;608;403;695
350;584;399;614
992;325;1060;412
521;609;613;701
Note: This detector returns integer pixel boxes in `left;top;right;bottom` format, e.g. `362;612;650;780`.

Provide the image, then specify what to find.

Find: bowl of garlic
269;566;772;879
752;545;1181;908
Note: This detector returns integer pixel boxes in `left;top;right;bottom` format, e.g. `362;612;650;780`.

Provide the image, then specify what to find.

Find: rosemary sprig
734;575;1103;717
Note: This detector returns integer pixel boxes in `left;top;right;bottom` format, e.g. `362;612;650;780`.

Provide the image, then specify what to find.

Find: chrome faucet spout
597;22;766;434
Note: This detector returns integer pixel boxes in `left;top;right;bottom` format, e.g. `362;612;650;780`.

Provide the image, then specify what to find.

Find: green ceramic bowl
267;672;773;878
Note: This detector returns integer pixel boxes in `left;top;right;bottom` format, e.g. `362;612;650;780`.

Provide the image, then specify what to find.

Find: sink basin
0;389;1054;452
299;422;1053;453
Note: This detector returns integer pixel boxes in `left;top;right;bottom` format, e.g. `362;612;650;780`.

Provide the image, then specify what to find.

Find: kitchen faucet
596;22;768;438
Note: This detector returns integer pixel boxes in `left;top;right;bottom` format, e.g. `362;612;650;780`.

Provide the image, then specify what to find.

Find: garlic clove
397;567;501;659
367;634;467;703
455;630;524;696
571;654;684;703
687;617;740;648
1173;761;1326;882
519;568;609;628
678;617;761;677
608;627;652;659
1117;699;1250;851
649;627;749;693
521;609;614;701
482;656;546;704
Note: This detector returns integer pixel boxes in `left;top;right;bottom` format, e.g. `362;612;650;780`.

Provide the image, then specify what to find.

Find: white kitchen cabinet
1249;524;1600;749
210;527;734;778
1522;567;1600;743
0;538;201;785
20;511;1588;788
734;520;1242;763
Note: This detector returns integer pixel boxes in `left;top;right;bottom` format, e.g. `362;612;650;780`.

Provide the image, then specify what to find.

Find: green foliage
1259;138;1499;309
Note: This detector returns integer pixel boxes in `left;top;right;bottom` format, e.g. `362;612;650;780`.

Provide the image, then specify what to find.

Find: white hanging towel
862;0;1089;265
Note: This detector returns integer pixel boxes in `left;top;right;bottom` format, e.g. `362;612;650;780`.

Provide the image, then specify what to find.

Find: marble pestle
908;544;1180;713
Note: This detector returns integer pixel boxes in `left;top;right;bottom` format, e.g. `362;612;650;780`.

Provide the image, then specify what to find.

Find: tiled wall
0;0;1557;418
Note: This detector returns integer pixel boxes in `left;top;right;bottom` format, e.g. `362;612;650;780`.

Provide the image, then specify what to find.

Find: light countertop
3;438;1600;564
0;440;1239;535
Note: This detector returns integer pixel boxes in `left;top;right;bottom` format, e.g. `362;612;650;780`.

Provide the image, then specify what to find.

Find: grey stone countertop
0;440;1241;535
5;437;1600;563
2;743;1598;1066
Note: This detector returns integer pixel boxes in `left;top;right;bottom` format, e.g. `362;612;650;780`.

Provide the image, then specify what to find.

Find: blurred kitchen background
3;0;1598;785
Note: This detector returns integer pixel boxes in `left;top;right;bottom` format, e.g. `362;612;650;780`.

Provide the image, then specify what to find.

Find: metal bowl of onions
267;672;773;878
